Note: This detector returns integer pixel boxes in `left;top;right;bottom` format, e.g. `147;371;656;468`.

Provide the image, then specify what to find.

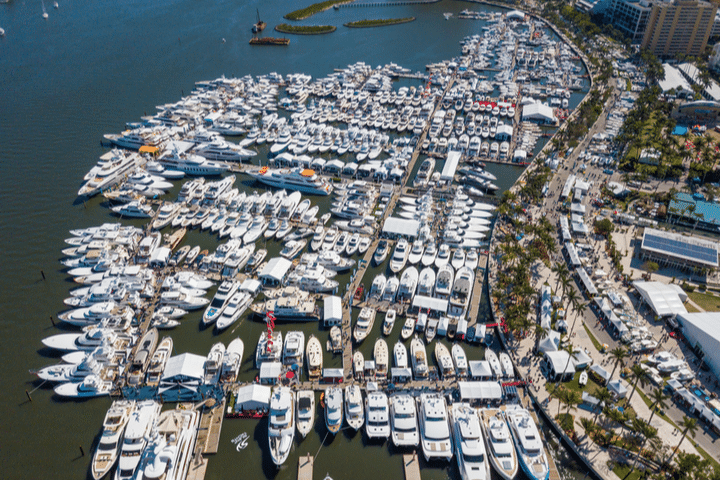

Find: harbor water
0;0;588;478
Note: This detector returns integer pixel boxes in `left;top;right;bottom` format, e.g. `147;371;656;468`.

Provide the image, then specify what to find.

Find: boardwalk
402;452;421;480
196;398;226;455
297;454;314;480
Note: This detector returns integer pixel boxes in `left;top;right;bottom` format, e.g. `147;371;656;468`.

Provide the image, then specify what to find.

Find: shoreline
283;0;355;21
274;25;337;35
344;17;415;28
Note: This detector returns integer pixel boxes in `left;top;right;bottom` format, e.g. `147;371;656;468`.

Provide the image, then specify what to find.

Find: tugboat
252;9;266;33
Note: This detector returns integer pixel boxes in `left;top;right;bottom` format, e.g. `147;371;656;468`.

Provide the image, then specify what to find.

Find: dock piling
79;445;85;456
50;316;55;327
41;270;45;280
25;390;32;402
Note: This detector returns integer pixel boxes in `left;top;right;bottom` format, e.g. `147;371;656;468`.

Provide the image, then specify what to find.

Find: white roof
522;103;555;122
162;353;206;382
565;242;581;267
676;312;720;356
572;349;593;368
576;268;598;295
633;281;688;317
382;217;420;237
660;64;693;94
538;330;561;353
259;257;292;282
259;361;282;379
458;381;503;400
544;351;576;375
234;384;271;411
412;294;448;313
240;279;261;294
323;295;343;322
608;379;628;397
496;124;513;138
441;151;462;181
469;360;493;377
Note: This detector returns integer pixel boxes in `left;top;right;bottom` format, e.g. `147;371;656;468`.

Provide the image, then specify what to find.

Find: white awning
469;360;493;378
412;295;448;313
259;361;282;379
323;295;342;323
458;381;503;400
234;384;271;411
441;151;462;181
382;217;420;237
259;257;292;282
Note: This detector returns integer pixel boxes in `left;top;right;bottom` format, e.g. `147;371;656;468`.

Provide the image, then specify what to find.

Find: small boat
252;9;267;33
296;390;315;438
401;317;415;340
353;306;376;343
479;408;518;480
485;349;503;379
268;386;295;467
578;371;588;387
306;335;323;379
353;350;364;379
328;325;342;354
382;308;396;336
425;318;438;343
451;248;466;270
505;405;549;480
358;236;371;255
90;400;136;480
369;274;387;301
184;245;201;265
345;384;365;430
410;336;428;379
434;342;455;379
325;387;343;435
374;338;389;379
407;240;424;265
394;341;408;369
452;344;468;378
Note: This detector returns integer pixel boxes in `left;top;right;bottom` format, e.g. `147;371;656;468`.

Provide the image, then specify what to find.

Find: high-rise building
604;0;654;42
641;0;717;56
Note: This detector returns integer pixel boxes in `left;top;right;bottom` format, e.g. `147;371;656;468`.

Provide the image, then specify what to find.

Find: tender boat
578;371;588;387
296;390;316;438
382;308;396;336
268;387;295;466
390;393;420;447
486;349;503;379
91;400;136;480
411;336;429;379
345;384;365;430
374;338;389;379
353;306;376;343
450;403;491;480
417;393;453;461
115;400;161;480
479;408;519;480
365;390;391;439
505;406;549;480
306;334;323;380
373;240;389;265
394;341;408;369
325;387;344;435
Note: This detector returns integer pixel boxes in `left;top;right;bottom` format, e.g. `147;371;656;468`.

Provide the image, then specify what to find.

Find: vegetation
344;17;415;28
642;261;659;273
688;291;720;311
594;218;614;238
275;24;336;34
284;0;350;20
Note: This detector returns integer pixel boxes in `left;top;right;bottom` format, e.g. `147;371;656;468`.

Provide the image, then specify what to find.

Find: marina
3;0;597;479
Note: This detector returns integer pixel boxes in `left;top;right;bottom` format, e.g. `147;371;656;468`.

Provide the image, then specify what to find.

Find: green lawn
685;302;700;313
610;463;649;480
583;323;604;352
688;291;720;312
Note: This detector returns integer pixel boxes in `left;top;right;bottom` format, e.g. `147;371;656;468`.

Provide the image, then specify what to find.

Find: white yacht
136;408;199;480
115;400;161;480
435;342;455;380
353;306;376;343
220;337;244;384
204;342;225;384
160;151;230;176
215;292;252;331
390;393;419;447
505;406;549;480
111;201;154;218
382;308;396;336
91;400;136;480
435;264;454;300
417;393;453;461
407;240;425;265
255;331;283;367
194;139;256;162
410;336;429;379
382;276;399;303
325;387;343;435
54;374;113;398
306;334;323;380
394;341;408;369
452;344;469;378
373;239;389;265
435;243;451;268
416;267;436;297
449;266;474;319
283;331;305;367
421;242;438;266
397;266;419;302
268;387;295;466
159;290;209;310
249;166;332;195
369;273;387;301
296;390;315;438
450;403;491;480
345;384;365;431
78;150;144;197
374;337;389;379
486;349;503;379
365;390;391;439
202;280;239;326
479;408;519;480
389;238;410;273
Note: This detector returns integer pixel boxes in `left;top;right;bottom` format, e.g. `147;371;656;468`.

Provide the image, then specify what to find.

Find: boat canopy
139;145;159;155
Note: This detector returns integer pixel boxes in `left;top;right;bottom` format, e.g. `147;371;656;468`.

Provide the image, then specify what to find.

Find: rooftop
641;226;719;267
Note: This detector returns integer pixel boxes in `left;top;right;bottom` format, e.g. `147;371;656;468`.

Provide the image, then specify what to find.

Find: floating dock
402;452;421;480
196;398;225;455
297;454;314;480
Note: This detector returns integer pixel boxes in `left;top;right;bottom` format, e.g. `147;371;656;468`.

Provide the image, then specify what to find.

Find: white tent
412;295;448;313
590;364;611;385
323;295;342;326
441;151;462;181
522;103;556;124
469;360;493;379
458;381;503;400
572;349;593;369
234;384;271;412
259;361;282;384
633;281;688;317
676;312;720;379
608;379;628;398
259;257;292;286
538;330;561;353
382;217;420;238
544;351;575;381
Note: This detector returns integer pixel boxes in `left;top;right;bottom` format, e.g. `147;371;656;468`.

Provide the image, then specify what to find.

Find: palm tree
553;386;568;416
534;323;550;351
631;417;658;472
594;387;612;421
665;416;698;467
578;417;598;440
557;343;580;388
568;300;587;337
565;390;582;416
647;386;668;424
608;346;628;381
552;263;570;293
626;364;648;404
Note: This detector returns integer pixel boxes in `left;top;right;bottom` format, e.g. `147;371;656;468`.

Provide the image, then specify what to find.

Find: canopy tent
537;330;561;353
322;368;344;382
259;362;282;384
589;364;611;385
544;351;575;381
633;281;688;317
441;151;462;181
259;258;292;286
412;295;449;313
608;379;628;398
576;268;598;296
323;295;342;326
233;384;271;412
391;367;412;381
458;381;503;401
572;349;593;369
565;242;581;267
382;218;420;238
468;360;493;379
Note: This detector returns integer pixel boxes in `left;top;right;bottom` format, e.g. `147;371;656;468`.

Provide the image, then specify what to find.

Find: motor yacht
479;408;518;480
283;331;305;367
325;387;343;435
389;238;410;273
78;150;144;197
268;387;295;466
251;295;320;322
382;308;396;336
411;336;429;379
296;390;315;438
435;243;451;268
365;390;390;439
125;327;159;386
353;306;376;343
382;276;399;303
255;331;283;367
394;341;408;369
136;408;199;480
417;393;453;461
505;406;549;480
202;280;240;326
401;317;415;340
450;403;491;480
306;334;323;380
370;273;387;301
249;166;332;195
204;342;226;384
91;400;136;480
499;352;514;379
374;338;389;379
435;264;454;300
115;400;161;480
159;290;209;310
452;344;469;378
215;292;252;331
54;373;113;398
435;342;455;379
345;384;365;430
390;393;419;447
111;201;155;219
449;266;474;319
220;337;244;384
373;239;389;265
353;350;365;380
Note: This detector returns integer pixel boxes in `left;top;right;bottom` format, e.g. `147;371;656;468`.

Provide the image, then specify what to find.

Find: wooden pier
196;398;226;455
297;454;314;480
402;452;422;480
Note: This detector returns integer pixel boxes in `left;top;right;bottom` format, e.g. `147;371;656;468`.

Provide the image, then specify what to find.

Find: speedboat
382;308;396;336
389;238;409;273
296;390;316;438
417;393;453;461
435;243;451;268
91;400;136;480
353;306;376;343
499;352;514;379
450;403;491;480
202;280;239;326
479;408;518;480
345;384;365;430
269;387;295;466
390;393;419;447
306;334;323;380
358;236;371;255
365;390;391;439
325;387;343;435
465;249;479;269
115;400;161;480
411;336;429;379
373;239;389;265
578;371;588;387
374;338;389;379
505;405;549;480
394;341;408;368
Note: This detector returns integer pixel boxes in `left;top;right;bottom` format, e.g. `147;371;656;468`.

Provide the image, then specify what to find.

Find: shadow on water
253;416;281;479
